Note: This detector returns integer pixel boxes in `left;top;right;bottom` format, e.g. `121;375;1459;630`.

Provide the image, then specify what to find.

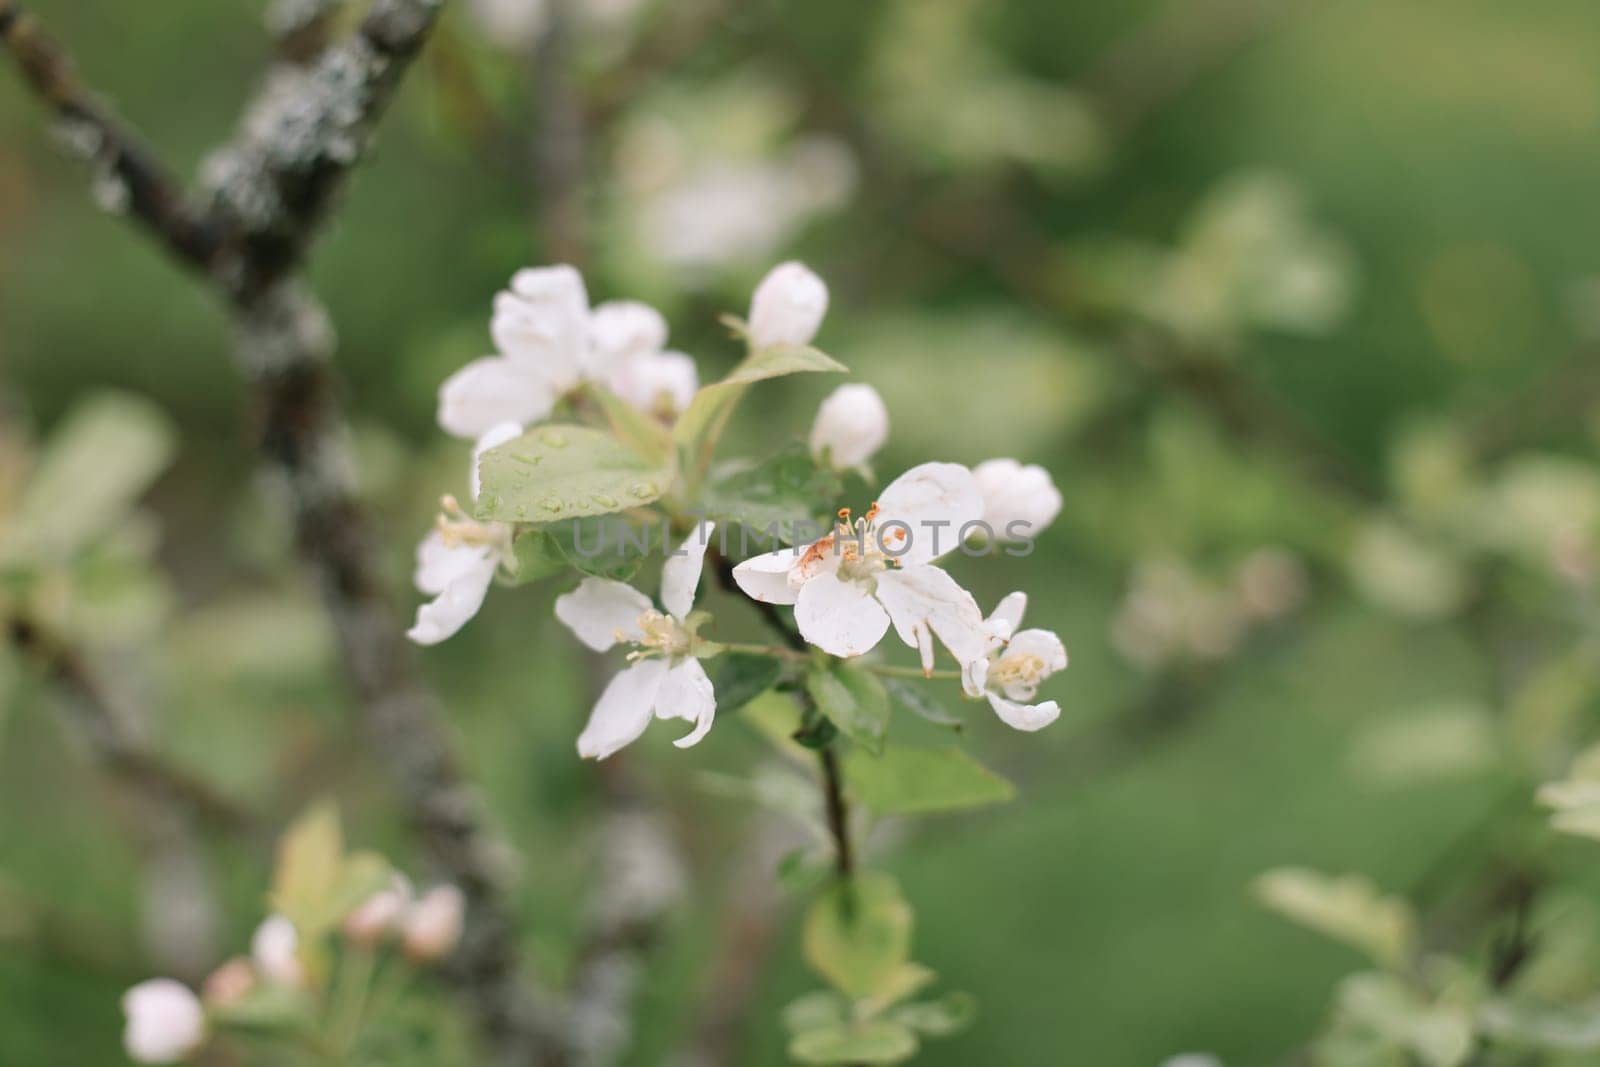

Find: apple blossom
201;957;256;1008
962;591;1066;731
606;348;699;417
343;874;414;946
555;521;721;758
971;458;1062;542
747;261;828;349
406;421;522;646
733;463;990;666
122;979;205;1064
403;885;466;962
810;382;889;473
251;913;305;988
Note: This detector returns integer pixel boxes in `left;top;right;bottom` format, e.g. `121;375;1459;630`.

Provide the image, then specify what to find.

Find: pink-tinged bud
201;957;257;1008
122;979;205;1063
402;885;466;962
250;914;305;989
342;876;414;947
748;261;828;349
809;383;889;471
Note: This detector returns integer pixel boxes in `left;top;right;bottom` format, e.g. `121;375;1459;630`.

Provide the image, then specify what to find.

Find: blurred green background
7;0;1600;1063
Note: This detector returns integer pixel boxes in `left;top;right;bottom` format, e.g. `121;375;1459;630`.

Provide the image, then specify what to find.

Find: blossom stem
713;643;962;682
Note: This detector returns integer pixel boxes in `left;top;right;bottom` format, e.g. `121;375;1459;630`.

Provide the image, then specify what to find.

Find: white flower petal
795;572;890;657
655;658;717;748
493;264;589;387
251;914;304;988
407;550;498;645
873;564;990;671
554;577;653;652
748;261;828;349
998;627;1068;701
122;979;205;1064
578;659;669;759
973;458;1063;542
589;300;669;378
986;692;1061;732
437;357;555;440
662;521;716;621
733;549;804;605
471;421;525;500
987;591;1029;641
608;350;699;416
876;462;984;565
962;655;989;699
415;531;492;596
809;383;889;471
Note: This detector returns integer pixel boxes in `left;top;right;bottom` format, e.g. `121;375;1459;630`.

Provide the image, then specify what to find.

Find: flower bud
972;459;1062;542
747;261;828;349
201;957;257;1009
809;383;888;471
402;885;465;962
250;914;305;989
342;875;414;947
122;979;205;1064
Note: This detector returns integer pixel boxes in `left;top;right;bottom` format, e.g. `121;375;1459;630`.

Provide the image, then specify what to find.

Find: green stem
712;642;962;681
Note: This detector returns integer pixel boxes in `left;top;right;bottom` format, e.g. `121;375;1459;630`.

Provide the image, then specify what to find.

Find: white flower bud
250;914;304;989
972;459;1062;542
201;958;256;1009
809;383;888;471
342;876;414;947
402;885;465;962
747;261;828;349
122;979;205;1064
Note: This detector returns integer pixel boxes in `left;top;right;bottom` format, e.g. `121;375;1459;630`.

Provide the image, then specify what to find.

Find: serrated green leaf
882;679;964;731
845;745;1015;816
585;382;673;466
475;424;673;524
505;530;569;585
890;992;977;1037
702;445;840;545
676;344;848;448
807;664;889;755
803;872;914;999
789;1020;919;1065
1;391;176;566
710;652;785;715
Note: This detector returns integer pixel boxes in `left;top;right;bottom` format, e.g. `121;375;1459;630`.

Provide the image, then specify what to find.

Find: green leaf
270;801;345;935
789;1020;919;1065
543;516;646;581
782;991;851;1034
807;664;890;755
710;653;785;715
890;992;977;1037
1480;998;1600;1051
1254;868;1416;970
474;424;673;524
505;530;569;585
207;983;317;1032
845;745;1015;816
862;962;939;1015
675;344;848;448
1;391;176;566
585;382;672;466
803;872;914;999
702;445;840;545
883;679;964;731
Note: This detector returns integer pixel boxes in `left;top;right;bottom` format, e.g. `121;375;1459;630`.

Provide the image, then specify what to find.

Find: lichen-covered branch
2;4;562;1063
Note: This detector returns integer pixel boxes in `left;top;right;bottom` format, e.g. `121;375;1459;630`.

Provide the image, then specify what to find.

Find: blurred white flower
810;383;888;473
122;979;205;1064
734;463;989;666
1112;557;1245;668
606;349;699;418
1161;1056;1223;1067
748;261;829;349
962;591;1066;731
971;458;1062;542
555;522;719;758
343;874;415;946
403;885;466;962
407;422;522;646
250;913;304;988
469;0;548;46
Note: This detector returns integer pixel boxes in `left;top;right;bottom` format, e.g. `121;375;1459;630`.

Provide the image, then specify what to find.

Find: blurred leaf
1;391;175;566
1346;703;1499;788
882;678;964;731
1480;997;1600;1051
702;445;839;545
585;381;672;467
270;804;392;945
807;664;889;755
803;872;914;999
789;1020;919;1065
207;982;317;1032
505;529;570;585
844;745;1014;816
710;652;784;715
675;343;847;448
862;962;938;1015
782;990;850;1034
474;424;672;524
1254;868;1416;969
890;992;977;1037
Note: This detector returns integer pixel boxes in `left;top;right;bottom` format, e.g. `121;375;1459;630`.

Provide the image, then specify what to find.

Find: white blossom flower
122;979;205;1064
972;458;1062;542
606;349;699;417
555;522;720;759
250;914;304;988
342;874;414;946
810;383;888;473
438;268;698;437
407;422;522;646
733;463;990;666
403;885;466;962
962;592;1066;731
748;261;828;349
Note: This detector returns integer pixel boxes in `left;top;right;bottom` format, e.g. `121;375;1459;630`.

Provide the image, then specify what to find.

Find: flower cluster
411;260;1069;758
